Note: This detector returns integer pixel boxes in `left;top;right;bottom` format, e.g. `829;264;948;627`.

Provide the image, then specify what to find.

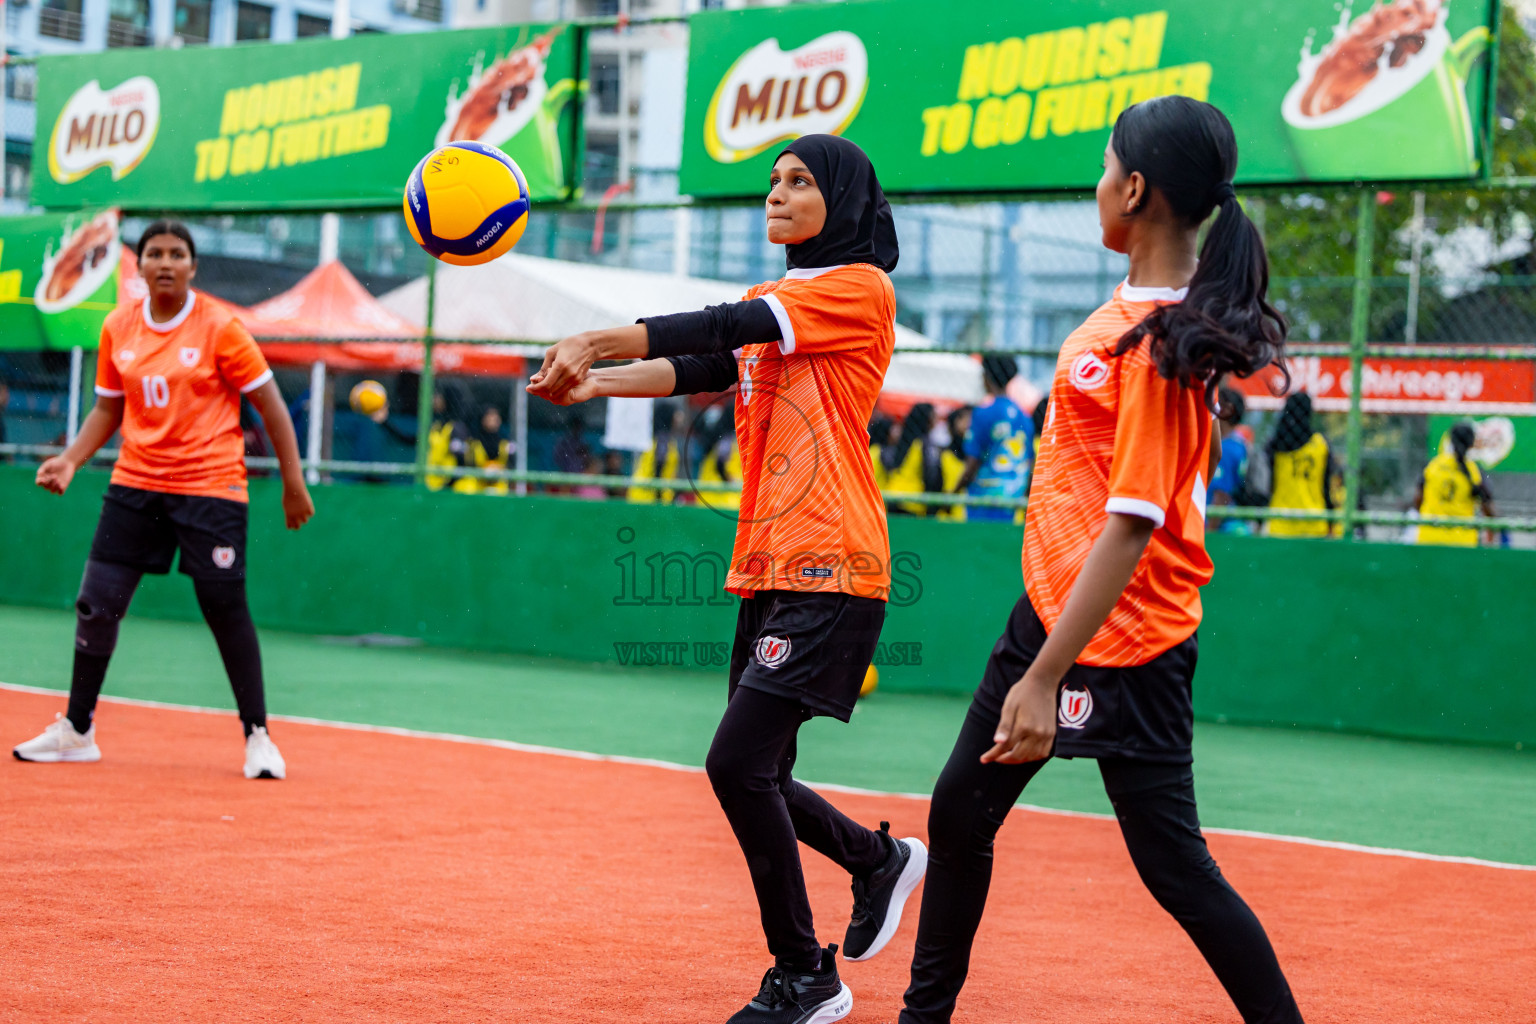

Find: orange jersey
727;264;896;600
1023;281;1214;667
95;292;273;502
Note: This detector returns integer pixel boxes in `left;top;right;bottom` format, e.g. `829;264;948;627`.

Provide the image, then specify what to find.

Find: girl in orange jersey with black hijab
531;135;926;1024
898;98;1305;1024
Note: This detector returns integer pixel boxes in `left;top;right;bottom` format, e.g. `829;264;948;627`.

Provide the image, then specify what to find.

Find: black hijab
776;135;898;273
1268;392;1314;454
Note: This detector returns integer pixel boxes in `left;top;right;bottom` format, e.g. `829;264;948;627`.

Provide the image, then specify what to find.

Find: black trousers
705;685;888;969
900;700;1304;1024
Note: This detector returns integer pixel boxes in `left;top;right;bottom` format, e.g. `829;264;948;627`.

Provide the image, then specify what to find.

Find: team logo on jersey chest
118;350;136;364
1058;686;1093;729
212;546;236;569
179;347;201;367
754;635;792;668
1070;351;1110;391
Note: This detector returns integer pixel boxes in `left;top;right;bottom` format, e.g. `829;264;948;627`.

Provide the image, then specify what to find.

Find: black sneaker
843;822;928;962
726;944;853;1024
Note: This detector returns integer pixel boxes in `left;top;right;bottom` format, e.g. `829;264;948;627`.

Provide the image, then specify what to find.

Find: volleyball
859;665;879;699
350;380;388;416
402;141;530;267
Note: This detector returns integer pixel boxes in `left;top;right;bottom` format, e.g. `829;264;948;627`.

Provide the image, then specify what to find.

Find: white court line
5;680;1533;874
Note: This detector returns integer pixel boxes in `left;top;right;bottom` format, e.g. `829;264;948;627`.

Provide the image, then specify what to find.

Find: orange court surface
3;687;1532;1023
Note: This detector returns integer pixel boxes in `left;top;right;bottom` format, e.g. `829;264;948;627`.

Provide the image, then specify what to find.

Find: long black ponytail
1109;96;1288;410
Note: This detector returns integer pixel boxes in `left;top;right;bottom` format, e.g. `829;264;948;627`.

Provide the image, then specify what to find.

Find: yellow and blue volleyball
403;141;530;267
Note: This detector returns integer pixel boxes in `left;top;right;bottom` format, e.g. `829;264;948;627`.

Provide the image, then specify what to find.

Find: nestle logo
475;221;503;247
793;48;846;70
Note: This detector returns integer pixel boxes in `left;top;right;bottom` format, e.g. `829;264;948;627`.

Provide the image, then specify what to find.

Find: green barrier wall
1;465;1530;747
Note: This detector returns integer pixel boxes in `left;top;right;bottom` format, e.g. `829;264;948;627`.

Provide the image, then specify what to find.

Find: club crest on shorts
1058;686;1093;729
754;635;791;668
179;347;201;367
1070;350;1109;391
212;546;236;569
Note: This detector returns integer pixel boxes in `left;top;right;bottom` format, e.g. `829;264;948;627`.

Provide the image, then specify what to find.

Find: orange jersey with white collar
727;263;896;600
95;291;272;502
1023;281;1214;667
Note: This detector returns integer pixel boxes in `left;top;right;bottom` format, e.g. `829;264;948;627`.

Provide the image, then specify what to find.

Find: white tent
378;254;983;405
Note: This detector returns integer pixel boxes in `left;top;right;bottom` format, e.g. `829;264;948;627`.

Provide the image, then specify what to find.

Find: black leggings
67;560;267;736
901;700;1303;1024
705;685;888;970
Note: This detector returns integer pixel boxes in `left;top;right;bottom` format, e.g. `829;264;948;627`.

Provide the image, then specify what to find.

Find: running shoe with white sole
727;945;852;1024
842;822;928;962
13;713;101;763
243;726;286;780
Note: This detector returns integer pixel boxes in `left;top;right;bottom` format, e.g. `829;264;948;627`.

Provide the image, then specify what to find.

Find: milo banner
0;209;120;351
1426;414;1536;472
31;24;581;211
681;0;1497;196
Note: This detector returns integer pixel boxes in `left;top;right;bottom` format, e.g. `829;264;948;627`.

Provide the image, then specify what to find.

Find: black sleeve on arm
666;352;740;396
640;298;782;358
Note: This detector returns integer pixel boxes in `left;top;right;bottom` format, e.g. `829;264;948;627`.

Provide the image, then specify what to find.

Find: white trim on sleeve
238;368;275;394
94;385;125;397
1105;496;1166;528
760;293;796;355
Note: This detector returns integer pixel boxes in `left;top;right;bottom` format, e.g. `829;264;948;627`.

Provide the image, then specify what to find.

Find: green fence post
1344;189;1375;541
414;259;438;487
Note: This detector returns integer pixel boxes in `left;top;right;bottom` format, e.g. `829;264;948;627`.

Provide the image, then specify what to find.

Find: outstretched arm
529;300;777;401
35;395;125;495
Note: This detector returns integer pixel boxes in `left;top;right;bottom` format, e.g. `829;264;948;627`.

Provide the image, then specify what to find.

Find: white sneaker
13;713;102;763
243;726;286;780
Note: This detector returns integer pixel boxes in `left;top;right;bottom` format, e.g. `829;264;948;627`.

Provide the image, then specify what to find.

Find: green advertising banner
31;24;582;211
681;0;1498;196
0;209;120;351
1427;413;1536;473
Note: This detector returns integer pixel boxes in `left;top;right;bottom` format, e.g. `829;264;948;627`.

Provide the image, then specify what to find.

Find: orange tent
246;261;529;377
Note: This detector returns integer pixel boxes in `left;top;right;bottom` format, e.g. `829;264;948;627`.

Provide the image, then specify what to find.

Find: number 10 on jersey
141;375;169;408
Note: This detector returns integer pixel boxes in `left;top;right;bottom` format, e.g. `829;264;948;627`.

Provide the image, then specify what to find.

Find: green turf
3;603;1532;865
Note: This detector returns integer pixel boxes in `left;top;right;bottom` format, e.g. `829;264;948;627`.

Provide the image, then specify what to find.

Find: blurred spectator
1028;392;1050;494
696;405;742;510
1411;421;1498;547
936;406;971;520
241;401;271;477
1264;392;1341;538
468;405;513;496
603;449;628;499
575;455;607;500
867;414;897;490
628;401;684;504
429;382;475;493
1206;386;1251;532
885;403;935;516
954;356;1033;523
554;411;591;475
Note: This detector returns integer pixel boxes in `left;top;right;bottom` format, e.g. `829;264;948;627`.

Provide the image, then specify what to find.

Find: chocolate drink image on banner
434;26;576;200
1282;0;1490;180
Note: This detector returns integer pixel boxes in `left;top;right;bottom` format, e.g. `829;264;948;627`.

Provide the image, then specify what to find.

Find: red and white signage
1234;355;1536;415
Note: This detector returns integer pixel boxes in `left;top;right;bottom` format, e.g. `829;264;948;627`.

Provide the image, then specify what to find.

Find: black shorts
974;593;1198;764
89;484;250;581
729;590;887;722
